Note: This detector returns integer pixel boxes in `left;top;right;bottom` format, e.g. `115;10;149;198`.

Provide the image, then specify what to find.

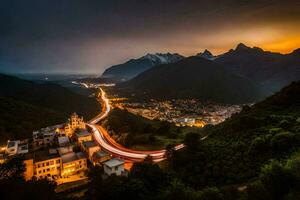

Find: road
87;87;184;163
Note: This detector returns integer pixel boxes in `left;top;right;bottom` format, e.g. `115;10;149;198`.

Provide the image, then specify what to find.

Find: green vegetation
0;74;100;144
102;108;189;150
1;78;299;200
87;81;300;200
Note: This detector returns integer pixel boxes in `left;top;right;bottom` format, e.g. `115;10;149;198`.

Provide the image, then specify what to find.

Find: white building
6;140;29;156
103;158;125;176
6;140;20;156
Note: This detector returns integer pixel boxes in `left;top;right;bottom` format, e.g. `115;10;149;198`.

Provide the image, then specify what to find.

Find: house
92;150;111;166
82;141;100;161
103;158;125;176
33;126;57;147
57;136;73;155
58;136;70;147
6;140;20;156
32;149;62;180
23;149;87;180
61;152;87;177
75;129;92;145
64;113;86;137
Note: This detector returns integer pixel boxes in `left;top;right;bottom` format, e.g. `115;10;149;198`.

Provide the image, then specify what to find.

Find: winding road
86;88;184;163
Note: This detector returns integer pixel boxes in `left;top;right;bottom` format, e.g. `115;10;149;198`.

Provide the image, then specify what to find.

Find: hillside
171;81;300;189
101;53;184;81
83;81;300;200
0;74;100;144
102;108;188;150
118;56;261;104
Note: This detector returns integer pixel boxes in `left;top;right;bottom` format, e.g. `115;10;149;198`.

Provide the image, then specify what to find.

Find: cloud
0;0;300;73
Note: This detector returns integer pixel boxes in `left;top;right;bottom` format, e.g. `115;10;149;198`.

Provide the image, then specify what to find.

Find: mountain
101;53;184;81
117;56;261;104
0;74;100;144
215;43;300;95
196;49;216;60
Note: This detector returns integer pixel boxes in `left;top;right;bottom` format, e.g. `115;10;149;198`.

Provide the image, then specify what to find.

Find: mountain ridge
101;53;184;81
117;56;261;104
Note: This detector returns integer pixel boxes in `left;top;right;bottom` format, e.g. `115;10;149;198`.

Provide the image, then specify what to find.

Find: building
23;158;34;181
33;126;58;147
57;136;73;156
92;150;111;166
33;149;62;180
82;141;101;162
75;129;92;144
58;136;70;147
6;140;20;156
64;113;86;137
103;158;125;176
23;148;87;180
61;152;87;177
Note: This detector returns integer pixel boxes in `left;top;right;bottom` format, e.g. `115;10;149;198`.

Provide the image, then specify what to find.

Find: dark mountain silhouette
101;53;184;81
117;56;261;104
196;49;216;60
215;43;300;95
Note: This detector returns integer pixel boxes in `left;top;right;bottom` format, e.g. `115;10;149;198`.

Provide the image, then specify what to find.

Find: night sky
1;0;300;74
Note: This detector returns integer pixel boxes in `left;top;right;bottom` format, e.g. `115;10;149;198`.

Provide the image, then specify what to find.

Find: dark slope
0;74;100;144
0;97;65;144
0;74;100;119
118;56;261;104
172;81;300;187
215;43;300;94
101;53;184;81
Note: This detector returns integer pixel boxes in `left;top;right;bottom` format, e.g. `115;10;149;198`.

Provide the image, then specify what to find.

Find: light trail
88;86;184;163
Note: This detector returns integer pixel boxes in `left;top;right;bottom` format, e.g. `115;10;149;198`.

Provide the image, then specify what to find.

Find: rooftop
76;129;91;138
94;150;109;158
58;136;70;146
61;152;85;163
34;149;60;162
104;158;124;168
82;141;98;148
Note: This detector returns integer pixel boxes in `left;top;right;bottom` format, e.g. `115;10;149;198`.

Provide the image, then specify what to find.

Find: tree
0;156;25;179
270;132;296;154
199;187;223;200
143;155;154;164
260;161;294;200
184;132;200;151
165;144;176;160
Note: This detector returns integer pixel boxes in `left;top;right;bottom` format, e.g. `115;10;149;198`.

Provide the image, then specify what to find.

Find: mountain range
215;43;300;95
101;53;184;81
103;43;299;103
117;56;260;104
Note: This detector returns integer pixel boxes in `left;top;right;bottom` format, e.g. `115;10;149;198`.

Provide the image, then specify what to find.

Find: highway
87;87;184;163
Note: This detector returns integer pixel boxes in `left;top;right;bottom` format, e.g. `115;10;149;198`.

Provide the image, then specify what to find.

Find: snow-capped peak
143;53;184;64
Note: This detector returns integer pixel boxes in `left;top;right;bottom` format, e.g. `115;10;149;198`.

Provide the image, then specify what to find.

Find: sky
1;0;300;74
